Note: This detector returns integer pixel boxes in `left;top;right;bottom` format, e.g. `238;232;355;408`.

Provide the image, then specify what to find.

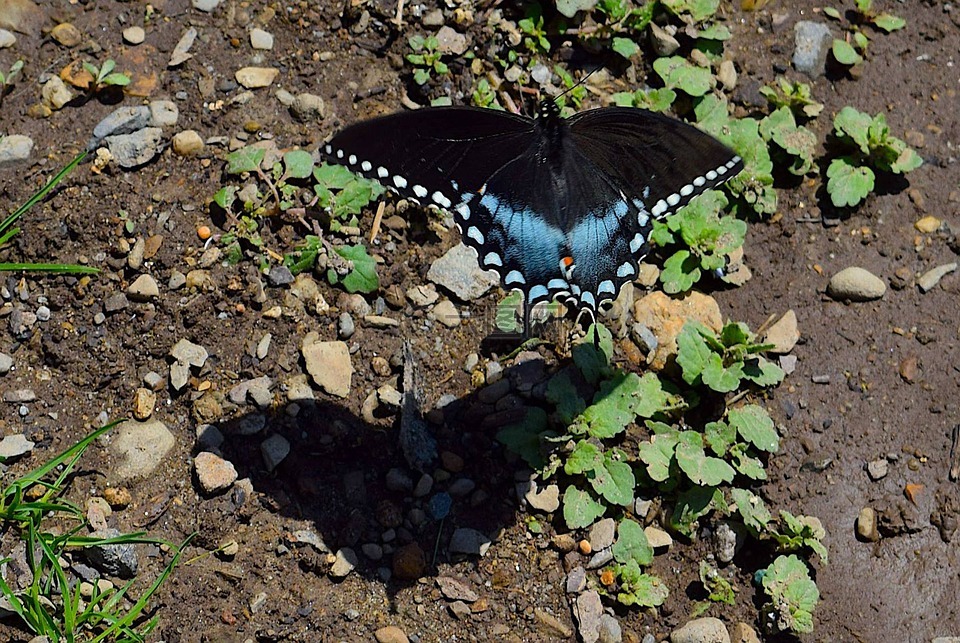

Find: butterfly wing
324;107;534;209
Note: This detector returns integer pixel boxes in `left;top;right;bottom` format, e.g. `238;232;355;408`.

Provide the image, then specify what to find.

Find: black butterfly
323;101;743;324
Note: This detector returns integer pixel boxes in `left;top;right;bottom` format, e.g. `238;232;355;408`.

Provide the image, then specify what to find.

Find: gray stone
793;21;833;76
437;576;479;602
649;21;680;56
127;274;159;301
84;528;139;578
291;93;325;121
330;547;358;578
4;388;36;402
195;423;224;449
0;29;15;48
0;353;13;374
104;292;129;313
827;266;886;301
260;434;290;472
918;262;958;292
671;617;730;643
762;310;799;354
192;0;221;11
149;100;179;127
229;376;273;407
525;482;560;513
122;26;145;44
110;419;175;482
172;130;204;156
170;339;208;368
406;284;439;307
449;527;491;556
866;458;888;480
0;135;33;165
644;526;673;550
574;590;604;643
427;243;499;302
599;614;622;643
429;299;460;327
169;27;197;66
42;77;73;110
93;106;152;142
422;9;444;26
301;333;353;398
267;265;294;286
385;468;413;492
236;67;279;89
106;127;164;169
714;521;746;564
566;566;586;594
435;26;468;55
338;312;355;339
0;434;33;459
249;28;273;50
589;518;616;552
194;451;238;494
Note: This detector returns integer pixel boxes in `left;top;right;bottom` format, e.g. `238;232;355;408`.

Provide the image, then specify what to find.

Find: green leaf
700;561;735;604
704;420;736;456
282;150;314;179
283;234;321;275
660;250;700;294
661;0;720;22
611;36;640;59
637;433;678;483
572;324;613;384
556;0;597;18
701;353;742;393
101;73;131;87
653;56;713;97
696;24;732;41
890;146;923;174
759;107;817;175
616;561;669;607
826;157;874;208
565;440;603;475
213;186;238;210
832;38;863;66
496;408;548;468
729;405;779;452
676;322;714;384
730;487;771;533
670;486;720;537
328;244;379;293
546;370;586;424
675;431;736;486
732;447;767;480
741;356;785;387
612;519;653;566
873;13;906;32
413;68;430;85
761;555;819;635
562;486;606;529
834;106;873;153
823;7;841;20
226;147;265;175
591;453;635;506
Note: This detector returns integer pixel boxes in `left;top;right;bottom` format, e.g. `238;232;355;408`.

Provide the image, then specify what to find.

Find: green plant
830;35;867;68
758;107;818;176
650;189;747;294
406;35;449;85
0;151;98;274
611;87;676;111
826;106;922;208
825;0;906;33
518;7;551;58
661;0;721;23
758;554;820;635
0;59;23;101
0;422;189;641
676;320;784;393
653;56;713;97
471;78;501;109
759;78;823;120
82;59;131;92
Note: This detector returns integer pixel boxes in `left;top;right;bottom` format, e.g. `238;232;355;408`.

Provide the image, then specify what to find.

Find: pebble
427;243;499;302
110;419;175;482
93;106;152;141
102;486;131;508
536;609;574;638
84;528;139;578
267;265;294;286
670;617;730;643
194;451;238;494
717;60;737;90
374;626;409;643
449;527;491;556
249;28;274;50
574;590;604;643
729;623;760;643
196;423;224;449
915;215;940;233
132;387;156;420
127;274;159;300
566;566;587;593
192;0;222;11
589;518;616;552
867;458;889;480
51;22;82;47
41;77;74;111
792;21;832;76
0;29;15;48
430;299;460;327
330;547;358;578
413;473;433;497
168;270;187;290
256;333;271;360
437;576;479;602
301;333;353;398
106;127;164;169
407;284;439;307
714;521;744;564
525;483;560;512
285;374;315;402
149;100;179;128
393;542;426;579
0;135;33;166
0;434;34;459
122;26;145;45
857;506;880;541
762;310;799;353
649;21;680;56
172;130;204;156
169;27;197;66
260;433;290;472
633;291;722;370
599;614;622;643
918;262;957;292
229;376;273;407
291;93;325;121
644;526;673;550
4;388;36;402
236;67;279;89
435;25;468;55
827;266;886;301
0;353;12;374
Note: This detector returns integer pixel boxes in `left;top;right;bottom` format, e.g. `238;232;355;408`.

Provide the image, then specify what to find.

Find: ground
0;0;957;641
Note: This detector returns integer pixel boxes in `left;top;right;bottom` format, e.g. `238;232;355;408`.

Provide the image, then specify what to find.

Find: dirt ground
0;0;957;641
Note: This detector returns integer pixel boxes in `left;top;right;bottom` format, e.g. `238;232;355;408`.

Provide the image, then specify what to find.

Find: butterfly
323;101;743;327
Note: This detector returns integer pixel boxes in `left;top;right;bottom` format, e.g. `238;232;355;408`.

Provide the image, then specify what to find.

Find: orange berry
197;225;212;240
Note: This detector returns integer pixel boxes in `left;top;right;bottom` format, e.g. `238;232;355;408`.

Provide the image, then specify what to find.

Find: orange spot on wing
561;256;574;267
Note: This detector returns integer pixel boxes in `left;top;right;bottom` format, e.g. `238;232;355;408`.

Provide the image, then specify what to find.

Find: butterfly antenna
555;66;602;104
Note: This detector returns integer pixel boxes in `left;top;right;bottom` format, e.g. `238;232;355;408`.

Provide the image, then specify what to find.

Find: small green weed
759;78;823;120
611;87;676;112
406;35;449;86
82;59;131;93
518;7;551;58
825;0;906;33
0;59;23;102
826;106;922;208
757;554;820;635
0;422;189;642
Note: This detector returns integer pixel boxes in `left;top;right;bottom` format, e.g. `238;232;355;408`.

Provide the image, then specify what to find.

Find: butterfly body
323;102;743;318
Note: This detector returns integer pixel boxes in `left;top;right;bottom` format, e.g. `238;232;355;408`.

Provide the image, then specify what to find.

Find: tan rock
632;291;723;371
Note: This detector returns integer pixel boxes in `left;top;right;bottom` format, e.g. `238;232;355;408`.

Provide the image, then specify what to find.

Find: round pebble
827;267;886;301
123;26;145;45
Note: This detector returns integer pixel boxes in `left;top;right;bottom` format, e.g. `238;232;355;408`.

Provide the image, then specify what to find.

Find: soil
0;0;957;641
